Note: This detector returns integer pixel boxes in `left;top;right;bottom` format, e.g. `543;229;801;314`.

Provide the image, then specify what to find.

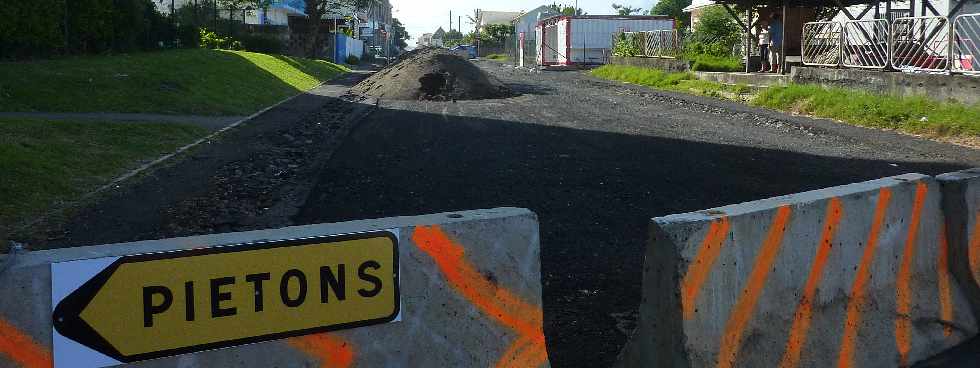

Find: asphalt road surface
42;61;980;367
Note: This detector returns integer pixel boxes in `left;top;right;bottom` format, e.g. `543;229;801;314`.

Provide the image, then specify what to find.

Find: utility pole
449;10;452;31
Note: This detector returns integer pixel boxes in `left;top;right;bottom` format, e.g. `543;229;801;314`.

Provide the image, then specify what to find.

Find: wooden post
780;4;787;74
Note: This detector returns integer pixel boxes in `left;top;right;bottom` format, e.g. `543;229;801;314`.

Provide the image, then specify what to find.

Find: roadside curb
86;79;334;198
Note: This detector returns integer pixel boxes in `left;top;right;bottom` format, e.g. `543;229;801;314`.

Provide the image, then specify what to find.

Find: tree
302;0;366;58
612;3;643;15
546;3;586;16
392;17;409;51
481;23;513;46
649;0;691;28
687;5;740;56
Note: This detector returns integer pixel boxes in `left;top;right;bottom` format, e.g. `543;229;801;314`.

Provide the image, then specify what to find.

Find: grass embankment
0;119;207;232
591;64;749;98
485;53;512;62
591;64;980;137
0;49;350;115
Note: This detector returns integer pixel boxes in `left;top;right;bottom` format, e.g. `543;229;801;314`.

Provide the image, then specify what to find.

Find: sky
390;0;659;43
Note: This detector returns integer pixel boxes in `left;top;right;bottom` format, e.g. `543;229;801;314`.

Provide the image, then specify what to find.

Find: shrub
239;34;284;54
198;28;242;50
0;0;173;59
176;25;201;49
345;55;360;65
612;33;642;57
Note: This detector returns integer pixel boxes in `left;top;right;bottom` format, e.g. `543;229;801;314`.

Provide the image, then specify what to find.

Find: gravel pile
352;47;512;101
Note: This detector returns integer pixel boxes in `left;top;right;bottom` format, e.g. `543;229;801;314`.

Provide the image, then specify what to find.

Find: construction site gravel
28;60;980;367
352;47;512;101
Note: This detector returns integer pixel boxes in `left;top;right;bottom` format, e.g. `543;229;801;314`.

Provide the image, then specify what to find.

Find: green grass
0;49;350;115
0;118;207;230
753;85;980;136
485;53;511;62
686;54;743;72
593;64;980;137
591;65;750;97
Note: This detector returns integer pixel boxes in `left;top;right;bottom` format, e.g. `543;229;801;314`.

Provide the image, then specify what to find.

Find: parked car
450;44;477;59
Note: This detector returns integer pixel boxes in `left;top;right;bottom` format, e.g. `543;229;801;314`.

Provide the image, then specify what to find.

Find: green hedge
0;0;171;59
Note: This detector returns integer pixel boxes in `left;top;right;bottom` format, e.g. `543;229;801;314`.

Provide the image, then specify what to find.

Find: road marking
412;225;548;368
682;216;731;320
288;333;354;368
778;198;844;368
716;206;792;368
0;317;52;368
837;187;892;368
938;226;954;338
970;211;980;284
895;182;928;365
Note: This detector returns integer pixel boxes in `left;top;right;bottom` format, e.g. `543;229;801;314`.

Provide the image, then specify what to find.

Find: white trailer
536;15;675;66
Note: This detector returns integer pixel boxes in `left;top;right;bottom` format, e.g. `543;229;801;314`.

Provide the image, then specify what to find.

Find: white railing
842;19;890;69
952;13;980;73
802;21;842;66
890;16;951;72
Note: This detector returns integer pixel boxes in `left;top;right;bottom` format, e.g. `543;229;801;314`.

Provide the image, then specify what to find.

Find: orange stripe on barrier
716;205;793;368
412;225;548;368
837;187;892;368
971;211;980;284
682;217;731;320
938;226;954;338
778;198;844;368
0;317;52;368
895;182;928;366
288;334;355;368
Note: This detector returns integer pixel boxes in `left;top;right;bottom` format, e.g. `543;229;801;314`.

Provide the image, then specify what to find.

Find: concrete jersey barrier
938;168;980;319
619;173;978;368
0;207;549;368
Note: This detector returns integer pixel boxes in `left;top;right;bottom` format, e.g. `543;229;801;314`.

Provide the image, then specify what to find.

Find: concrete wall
619;173;979;368
0;208;549;368
938;169;980;319
608;56;691;72
792;67;980;105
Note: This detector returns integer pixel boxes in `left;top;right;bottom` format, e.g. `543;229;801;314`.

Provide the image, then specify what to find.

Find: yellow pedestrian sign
51;231;399;367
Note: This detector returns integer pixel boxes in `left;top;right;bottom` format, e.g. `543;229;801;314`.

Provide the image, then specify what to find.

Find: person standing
757;24;770;72
768;13;783;73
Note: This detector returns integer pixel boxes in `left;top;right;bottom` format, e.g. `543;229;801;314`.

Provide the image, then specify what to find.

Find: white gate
952;13;980;73
802;21;843;66
842;19;890;69
890;16;951;72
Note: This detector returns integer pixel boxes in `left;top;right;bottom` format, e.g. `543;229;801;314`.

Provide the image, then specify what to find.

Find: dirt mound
352;47;512;101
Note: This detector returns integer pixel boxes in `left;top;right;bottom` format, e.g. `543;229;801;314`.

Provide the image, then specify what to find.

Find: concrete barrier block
0;207;549;368
937;168;980;318
619;174;978;368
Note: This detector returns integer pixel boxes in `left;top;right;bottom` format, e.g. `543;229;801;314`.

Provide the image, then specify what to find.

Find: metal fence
952;13;980;73
801;15;980;74
891;16;951;72
802;21;843;66
842;19;890;69
613;30;681;58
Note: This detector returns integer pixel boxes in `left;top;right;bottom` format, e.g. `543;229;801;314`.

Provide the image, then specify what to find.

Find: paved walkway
0;112;246;131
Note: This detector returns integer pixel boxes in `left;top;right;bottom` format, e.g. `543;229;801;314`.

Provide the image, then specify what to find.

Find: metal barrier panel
802;21;843;66
952;13;980;73
891;16;951;72
649;30;680;58
842;19;890;69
